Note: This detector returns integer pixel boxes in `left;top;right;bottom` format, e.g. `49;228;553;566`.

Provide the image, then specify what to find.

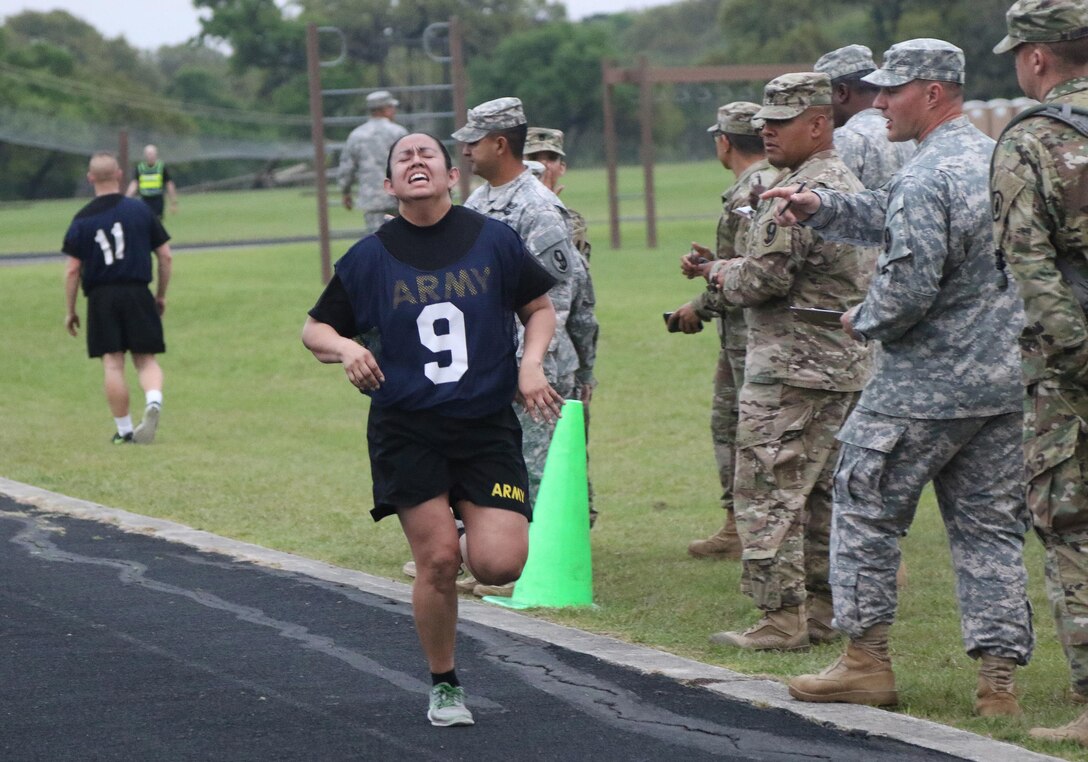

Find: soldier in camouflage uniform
816;45;915;590
338;90;408;233
452;98;598;597
814;45;916;190
666;103;771;561
774;40;1034;715
990;0;1088;744
705;75;876;651
523;128;592;261
524;127;599;526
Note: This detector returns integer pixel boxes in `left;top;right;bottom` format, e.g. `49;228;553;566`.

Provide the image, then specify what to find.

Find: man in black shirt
64;151;172;444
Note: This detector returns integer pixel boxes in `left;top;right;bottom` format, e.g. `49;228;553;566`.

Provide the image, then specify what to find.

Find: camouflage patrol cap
706;101;762;136
524;127;565;157
814;44;877;81
863;39;966;86
451;97;526;143
753;73;833;121
366;90;398;109
993;0;1088;54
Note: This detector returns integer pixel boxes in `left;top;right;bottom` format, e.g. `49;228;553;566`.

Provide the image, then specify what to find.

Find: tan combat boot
1030;709;1088;745
788;623;898;706
709;605;809;651
975;653;1021;717
806;595;843;646
688;510;743;560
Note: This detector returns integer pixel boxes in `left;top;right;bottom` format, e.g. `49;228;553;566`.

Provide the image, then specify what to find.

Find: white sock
115;416;134;435
145;390;163;408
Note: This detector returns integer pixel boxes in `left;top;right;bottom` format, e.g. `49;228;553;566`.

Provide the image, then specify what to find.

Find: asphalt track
0;480;1060;762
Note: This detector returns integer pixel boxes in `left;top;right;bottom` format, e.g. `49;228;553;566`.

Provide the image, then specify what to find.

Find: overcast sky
0;0;672;51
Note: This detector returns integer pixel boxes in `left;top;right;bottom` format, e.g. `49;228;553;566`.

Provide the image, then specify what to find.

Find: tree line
0;0;1018;200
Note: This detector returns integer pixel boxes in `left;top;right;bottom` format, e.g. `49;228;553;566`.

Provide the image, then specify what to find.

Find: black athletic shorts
141;195;165;219
366;404;531;522
86;283;165;358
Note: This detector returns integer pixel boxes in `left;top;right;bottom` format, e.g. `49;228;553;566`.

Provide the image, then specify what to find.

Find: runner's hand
517;362;564;423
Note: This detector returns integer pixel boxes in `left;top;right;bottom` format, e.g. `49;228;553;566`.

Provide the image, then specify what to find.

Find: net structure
0;23;461;180
0;59;314;164
0;105;314;163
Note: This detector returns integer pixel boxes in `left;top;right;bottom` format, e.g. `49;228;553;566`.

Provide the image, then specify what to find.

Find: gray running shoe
427;683;474;727
133;404;160;444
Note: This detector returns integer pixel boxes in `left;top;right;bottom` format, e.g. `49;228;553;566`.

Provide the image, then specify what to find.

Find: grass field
2;162;1085;760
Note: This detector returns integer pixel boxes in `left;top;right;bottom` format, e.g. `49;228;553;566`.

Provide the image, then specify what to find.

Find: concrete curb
0;477;1061;762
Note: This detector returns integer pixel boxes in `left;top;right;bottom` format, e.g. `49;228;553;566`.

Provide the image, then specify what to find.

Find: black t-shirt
310;205;556;337
63;194;170;294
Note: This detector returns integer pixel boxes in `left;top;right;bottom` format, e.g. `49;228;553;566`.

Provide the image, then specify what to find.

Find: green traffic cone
486;399;594;609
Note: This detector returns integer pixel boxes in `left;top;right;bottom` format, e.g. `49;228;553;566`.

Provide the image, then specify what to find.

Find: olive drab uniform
809;112;1035;664
992;75;1088;691
695;159;772;512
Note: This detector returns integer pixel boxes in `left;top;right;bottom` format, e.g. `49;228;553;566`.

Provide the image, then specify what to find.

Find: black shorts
141;195;165;218
366;404;530;522
86;283;165;358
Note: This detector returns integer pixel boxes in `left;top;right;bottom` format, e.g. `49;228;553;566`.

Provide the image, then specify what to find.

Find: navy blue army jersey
310;206;556;418
63;193;169;295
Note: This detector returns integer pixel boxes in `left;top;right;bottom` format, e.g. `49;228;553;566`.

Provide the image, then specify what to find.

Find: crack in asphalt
458;625;837;760
175;546;854;759
3;508;936;761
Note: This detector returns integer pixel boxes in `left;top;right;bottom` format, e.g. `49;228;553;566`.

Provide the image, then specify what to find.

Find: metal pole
449;17;471;204
306;22;333;284
601;60;620;249
638;56;657;249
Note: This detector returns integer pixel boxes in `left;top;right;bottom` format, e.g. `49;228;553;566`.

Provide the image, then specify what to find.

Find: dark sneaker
133;403;160;444
111;432;134;444
427;683;474;727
